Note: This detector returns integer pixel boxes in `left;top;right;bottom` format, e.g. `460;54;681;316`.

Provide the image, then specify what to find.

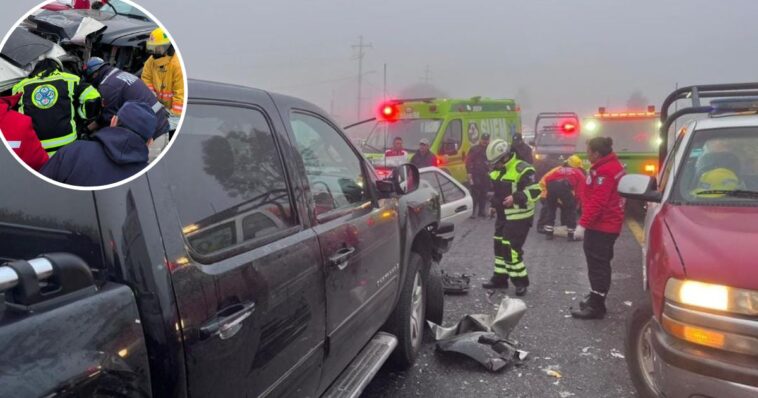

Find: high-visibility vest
12;70;101;155
490;156;542;221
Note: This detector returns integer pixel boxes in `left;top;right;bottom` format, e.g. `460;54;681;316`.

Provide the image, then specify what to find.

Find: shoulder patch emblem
596;176;605;185
31;84;58;109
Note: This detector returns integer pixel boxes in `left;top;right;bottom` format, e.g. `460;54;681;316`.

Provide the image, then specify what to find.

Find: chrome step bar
322;332;398;398
0;258;54;293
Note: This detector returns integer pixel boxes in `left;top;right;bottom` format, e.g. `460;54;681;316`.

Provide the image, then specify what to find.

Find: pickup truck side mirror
618;174;661;203
376;163;420;196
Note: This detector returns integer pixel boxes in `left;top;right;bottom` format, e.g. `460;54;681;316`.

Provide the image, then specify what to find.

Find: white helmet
486;139;511;164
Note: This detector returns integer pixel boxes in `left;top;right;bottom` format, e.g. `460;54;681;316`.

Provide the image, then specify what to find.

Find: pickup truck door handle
329;246;356;271
200;301;256;341
455;205;468;213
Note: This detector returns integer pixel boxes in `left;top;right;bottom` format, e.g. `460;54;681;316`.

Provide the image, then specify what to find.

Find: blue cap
84;57;106;75
117;101;157;142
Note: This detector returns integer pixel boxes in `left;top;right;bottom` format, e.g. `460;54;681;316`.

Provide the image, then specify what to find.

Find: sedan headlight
665;278;758;316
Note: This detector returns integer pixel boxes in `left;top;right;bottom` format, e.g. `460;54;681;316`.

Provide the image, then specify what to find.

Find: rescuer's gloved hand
574;225;586;240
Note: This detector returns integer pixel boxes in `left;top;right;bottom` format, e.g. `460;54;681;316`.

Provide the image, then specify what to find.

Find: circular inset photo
0;0;186;189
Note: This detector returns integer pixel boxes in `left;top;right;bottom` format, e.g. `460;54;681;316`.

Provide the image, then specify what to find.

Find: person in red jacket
571;137;625;319
541;155;586;240
0;94;48;171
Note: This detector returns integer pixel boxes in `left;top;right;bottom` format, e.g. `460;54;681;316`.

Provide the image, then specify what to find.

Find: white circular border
0;0;189;191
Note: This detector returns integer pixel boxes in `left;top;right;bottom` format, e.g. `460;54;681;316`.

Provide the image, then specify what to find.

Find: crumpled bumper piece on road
441;271;470;295
429;297;529;372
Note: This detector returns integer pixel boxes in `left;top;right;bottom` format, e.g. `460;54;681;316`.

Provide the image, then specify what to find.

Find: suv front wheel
386;252;426;369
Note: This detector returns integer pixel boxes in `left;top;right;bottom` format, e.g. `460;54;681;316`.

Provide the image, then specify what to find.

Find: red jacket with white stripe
0;94;48;171
579;153;625;234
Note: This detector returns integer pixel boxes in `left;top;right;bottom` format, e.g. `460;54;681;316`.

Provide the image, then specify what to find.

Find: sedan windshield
672;126;758;205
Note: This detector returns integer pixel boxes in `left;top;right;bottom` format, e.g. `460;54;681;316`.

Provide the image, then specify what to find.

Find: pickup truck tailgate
0;282;151;397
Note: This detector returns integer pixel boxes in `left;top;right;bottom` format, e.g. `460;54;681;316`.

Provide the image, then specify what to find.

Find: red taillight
375;167;393;180
561;122;577;134
434;155;445;167
378;103;400;122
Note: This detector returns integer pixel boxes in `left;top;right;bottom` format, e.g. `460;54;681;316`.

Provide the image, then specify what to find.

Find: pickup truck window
290;112;369;219
672;127;758;206
163;104;297;257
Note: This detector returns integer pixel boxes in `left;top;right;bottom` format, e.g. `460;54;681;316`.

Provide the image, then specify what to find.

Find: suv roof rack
659;82;758;165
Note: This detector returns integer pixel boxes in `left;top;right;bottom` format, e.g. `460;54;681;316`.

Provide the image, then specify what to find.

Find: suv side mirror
376;164;420;195
618;174;661;203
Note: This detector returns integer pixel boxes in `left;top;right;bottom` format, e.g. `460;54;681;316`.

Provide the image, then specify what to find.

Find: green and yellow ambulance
359;97;522;182
578;107;661;177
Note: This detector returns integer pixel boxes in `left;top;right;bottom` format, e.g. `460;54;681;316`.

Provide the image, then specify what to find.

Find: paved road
363;209;646;398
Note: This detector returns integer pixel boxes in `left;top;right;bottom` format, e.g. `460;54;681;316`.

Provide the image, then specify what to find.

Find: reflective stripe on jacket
490;155;542;221
142;54;184;115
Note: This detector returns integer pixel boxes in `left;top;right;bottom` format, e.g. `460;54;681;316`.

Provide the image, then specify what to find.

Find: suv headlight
665;278;758;316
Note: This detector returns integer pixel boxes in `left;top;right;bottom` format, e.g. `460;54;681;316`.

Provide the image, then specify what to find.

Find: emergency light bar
595;105;657;119
710;97;758;114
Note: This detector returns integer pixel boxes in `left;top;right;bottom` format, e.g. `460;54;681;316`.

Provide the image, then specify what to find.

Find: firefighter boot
482;274;509;289
571;292;606;319
515;286;528;296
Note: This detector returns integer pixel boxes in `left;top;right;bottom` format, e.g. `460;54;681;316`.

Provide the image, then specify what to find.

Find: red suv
619;84;758;398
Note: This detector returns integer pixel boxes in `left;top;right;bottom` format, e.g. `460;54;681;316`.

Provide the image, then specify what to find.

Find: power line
352;35;373;119
421;65;432;84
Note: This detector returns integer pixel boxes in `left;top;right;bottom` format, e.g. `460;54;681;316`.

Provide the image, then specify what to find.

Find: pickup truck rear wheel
625;295;661;398
387;252;426;369
426;265;444;325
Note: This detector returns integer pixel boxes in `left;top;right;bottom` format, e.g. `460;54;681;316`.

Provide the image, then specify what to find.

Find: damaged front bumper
430;221;454;262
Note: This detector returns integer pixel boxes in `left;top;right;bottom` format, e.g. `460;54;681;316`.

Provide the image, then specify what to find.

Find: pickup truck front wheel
387;252;426;369
625;295;661;398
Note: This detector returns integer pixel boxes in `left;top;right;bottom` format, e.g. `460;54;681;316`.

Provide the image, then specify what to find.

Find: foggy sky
4;0;757;126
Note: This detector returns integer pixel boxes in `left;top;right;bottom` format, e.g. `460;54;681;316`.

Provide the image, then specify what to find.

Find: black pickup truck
0;80;451;397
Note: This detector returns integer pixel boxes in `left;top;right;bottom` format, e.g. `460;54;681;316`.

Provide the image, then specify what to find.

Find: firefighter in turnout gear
142;27;185;117
12;58;101;155
483;139;542;295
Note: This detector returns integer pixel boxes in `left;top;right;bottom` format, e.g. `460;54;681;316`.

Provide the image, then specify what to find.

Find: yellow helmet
566;155;583;168
147;28;171;54
693;168;740;197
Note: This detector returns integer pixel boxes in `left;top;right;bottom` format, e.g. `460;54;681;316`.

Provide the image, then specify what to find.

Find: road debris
429;297;528;372
624;301;633;307
559;391;576;398
542;368;562;378
442;270;471;295
610;349;625;359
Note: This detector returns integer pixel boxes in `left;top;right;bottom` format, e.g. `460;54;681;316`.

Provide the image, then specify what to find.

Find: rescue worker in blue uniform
83;57;169;139
41;101;157;187
482;139;542;296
